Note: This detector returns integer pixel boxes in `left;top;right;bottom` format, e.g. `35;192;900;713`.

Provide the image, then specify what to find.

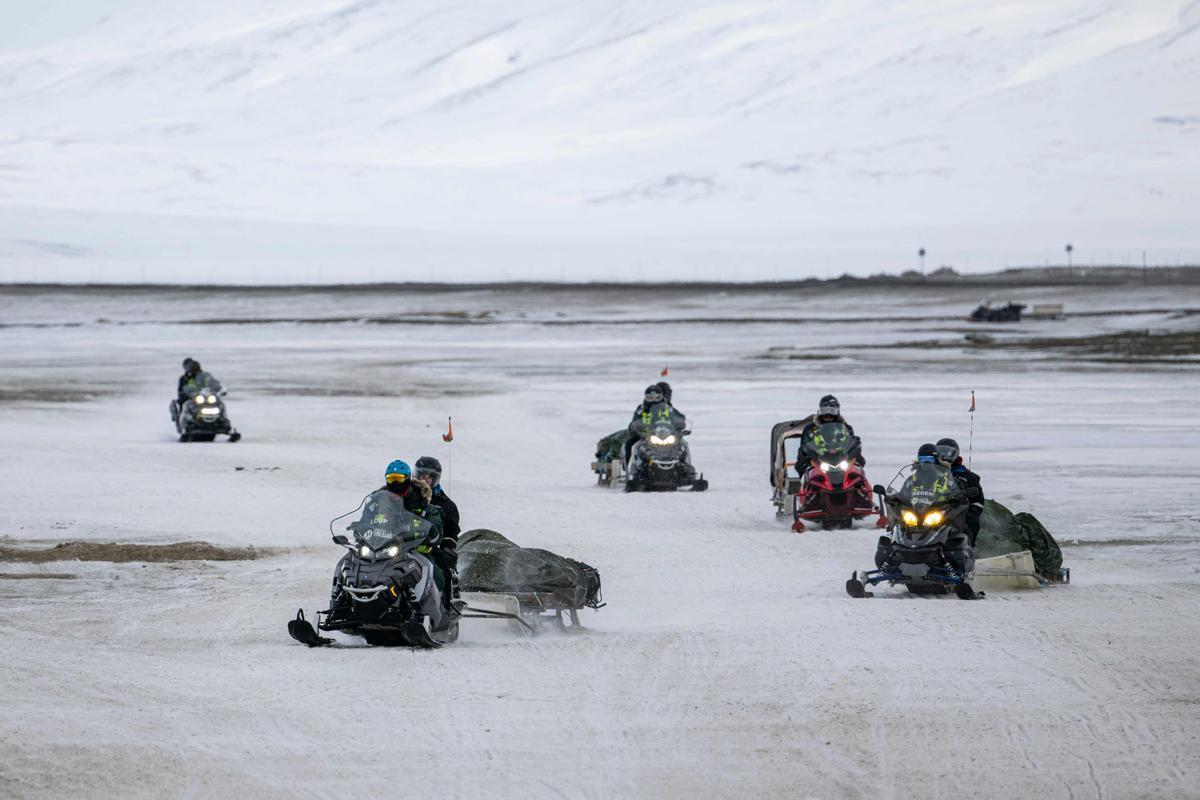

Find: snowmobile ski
845;571;873;598
288;609;335;647
954;582;985;600
398;621;441;649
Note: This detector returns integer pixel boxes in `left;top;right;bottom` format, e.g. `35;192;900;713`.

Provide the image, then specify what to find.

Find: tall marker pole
967;391;976;469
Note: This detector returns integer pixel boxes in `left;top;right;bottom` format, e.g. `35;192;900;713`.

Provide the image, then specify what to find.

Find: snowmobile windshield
184;371;223;394
807;422;853;458
633;402;685;436
895;462;964;513
347;490;435;552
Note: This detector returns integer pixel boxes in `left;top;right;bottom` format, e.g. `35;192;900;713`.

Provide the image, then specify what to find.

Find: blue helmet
384;460;411;484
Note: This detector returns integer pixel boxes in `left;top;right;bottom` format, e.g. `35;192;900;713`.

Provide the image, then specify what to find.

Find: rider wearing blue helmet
381;460;443;533
381;459;453;612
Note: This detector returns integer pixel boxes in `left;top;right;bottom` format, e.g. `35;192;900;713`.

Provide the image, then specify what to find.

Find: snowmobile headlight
385;545;400;558
820;461;834;471
200;407;221;416
901;509;920;526
922;510;944;527
195;394;205;404
359;544;372;558
650;434;676;445
836;460;849;470
206;394;217;403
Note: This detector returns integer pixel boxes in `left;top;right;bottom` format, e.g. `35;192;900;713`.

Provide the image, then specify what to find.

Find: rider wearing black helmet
414;455;460;613
177;358;203;404
172;358;205;422
936;437;984;544
655;381;674;406
796;395;864;470
625;383;687;466
633;383;665;416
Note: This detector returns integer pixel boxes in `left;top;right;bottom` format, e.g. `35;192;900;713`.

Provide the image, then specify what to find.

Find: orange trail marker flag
442;417;454;443
660;365;669;377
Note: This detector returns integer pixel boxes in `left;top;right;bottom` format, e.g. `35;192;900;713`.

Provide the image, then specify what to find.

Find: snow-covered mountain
1;0;1198;282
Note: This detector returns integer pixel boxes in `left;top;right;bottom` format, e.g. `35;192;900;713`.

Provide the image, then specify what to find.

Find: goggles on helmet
385;473;408;484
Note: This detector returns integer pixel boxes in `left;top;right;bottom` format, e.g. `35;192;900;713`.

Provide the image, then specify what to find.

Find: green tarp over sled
975;499;1063;576
458;529;602;609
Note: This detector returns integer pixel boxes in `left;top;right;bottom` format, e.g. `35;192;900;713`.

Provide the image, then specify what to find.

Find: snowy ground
2;282;1199;799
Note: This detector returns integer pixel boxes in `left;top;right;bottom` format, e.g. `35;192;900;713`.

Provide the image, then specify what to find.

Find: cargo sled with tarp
592;428;629;485
971;500;1069;590
457;529;604;632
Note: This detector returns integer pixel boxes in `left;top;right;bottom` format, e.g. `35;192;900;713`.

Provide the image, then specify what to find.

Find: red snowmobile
770;418;884;531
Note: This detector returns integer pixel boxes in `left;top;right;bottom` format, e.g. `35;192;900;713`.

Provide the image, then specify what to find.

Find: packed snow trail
1;284;1198;798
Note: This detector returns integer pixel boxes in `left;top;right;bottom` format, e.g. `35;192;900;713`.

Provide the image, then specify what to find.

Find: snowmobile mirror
332;534;349;545
872;484;886;496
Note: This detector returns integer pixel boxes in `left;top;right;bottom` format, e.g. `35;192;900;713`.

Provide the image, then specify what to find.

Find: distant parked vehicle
969;301;1026;322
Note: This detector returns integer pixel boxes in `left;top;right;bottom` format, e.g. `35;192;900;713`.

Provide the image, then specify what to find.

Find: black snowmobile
288;490;526;649
969;301;1026;322
170;371;240;442
288;490;459;648
846;461;981;599
625;402;707;492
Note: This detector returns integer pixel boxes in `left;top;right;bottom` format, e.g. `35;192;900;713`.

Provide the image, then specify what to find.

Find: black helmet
414;456;442;484
916;442;938;463
655;381;673;403
182;357;201;374
817;394;840;418
643;384;664;405
935;437;960;464
182;357;196;369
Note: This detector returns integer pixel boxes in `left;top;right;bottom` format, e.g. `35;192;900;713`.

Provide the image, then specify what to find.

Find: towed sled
457;529;604;634
592;428;627;487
